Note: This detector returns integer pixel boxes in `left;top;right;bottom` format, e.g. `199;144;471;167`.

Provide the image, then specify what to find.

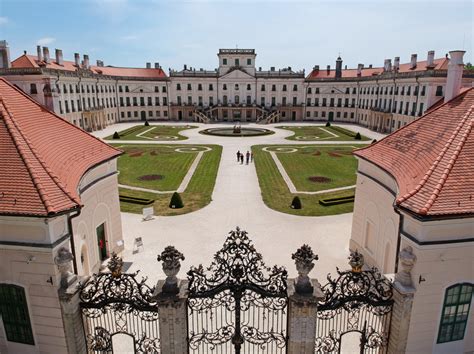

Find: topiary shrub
355;132;362;140
169;192;184;209
372;139;377;144
325;121;331;127
144;120;150;126
113;131;120;139
291;196;302;209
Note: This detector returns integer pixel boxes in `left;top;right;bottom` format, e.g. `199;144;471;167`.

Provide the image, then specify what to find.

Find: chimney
83;54;89;69
37;45;43;61
43;47;50;63
357;63;363;76
0;41;10;69
410;54;417;69
344;65;347;70
326;65;330;74
444;50;465;103
184;64;187;70
384;59;392;72
335;56;342;79
313;65;319;72
96;60;104;67
427;50;435;68
146;62;151;69
271;66;275;71
154;62;160;69
394;57;400;72
368;64;373;69
55;49;63;65
74;53;80;66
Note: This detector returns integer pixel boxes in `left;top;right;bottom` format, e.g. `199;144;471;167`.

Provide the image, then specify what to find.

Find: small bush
372;139;377;144
144;120;150;126
113;131;120;139
291;196;302;209
355;132;362;140
325;121;331;127
169;192;184;209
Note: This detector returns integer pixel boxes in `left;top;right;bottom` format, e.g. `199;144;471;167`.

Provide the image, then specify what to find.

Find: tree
144;120;150;126
355;132;362;140
169;192;184;208
325;121;331;127
291;196;302;209
113;131;120;139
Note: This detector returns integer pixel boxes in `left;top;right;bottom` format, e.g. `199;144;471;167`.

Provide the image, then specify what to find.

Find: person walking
250;152;254;163
236;150;241;162
246;151;250;165
240;154;244;164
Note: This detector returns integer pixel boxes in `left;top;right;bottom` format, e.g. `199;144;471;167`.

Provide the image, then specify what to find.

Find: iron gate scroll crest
315;251;394;354
79;253;160;353
187;227;289;353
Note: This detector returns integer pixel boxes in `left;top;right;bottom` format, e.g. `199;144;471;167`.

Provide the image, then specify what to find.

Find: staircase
258;111;280;124
193;110;210;123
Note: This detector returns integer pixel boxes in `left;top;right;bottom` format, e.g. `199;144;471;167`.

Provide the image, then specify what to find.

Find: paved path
93;122;385;284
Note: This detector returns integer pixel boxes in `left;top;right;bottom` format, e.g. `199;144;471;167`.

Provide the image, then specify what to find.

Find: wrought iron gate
79;253;160;353
314;251;393;354
187;227;288;353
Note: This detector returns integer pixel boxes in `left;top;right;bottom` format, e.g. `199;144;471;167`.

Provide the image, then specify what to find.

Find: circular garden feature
199;127;274;137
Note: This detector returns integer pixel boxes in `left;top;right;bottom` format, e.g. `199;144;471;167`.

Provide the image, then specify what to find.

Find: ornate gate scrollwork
79;253;160;353
315;251;394;354
187;227;288;353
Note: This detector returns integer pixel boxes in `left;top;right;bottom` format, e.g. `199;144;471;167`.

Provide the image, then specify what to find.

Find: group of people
236;150;253;165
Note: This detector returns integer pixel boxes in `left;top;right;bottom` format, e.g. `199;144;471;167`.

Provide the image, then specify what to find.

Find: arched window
0;284;35;345
437;283;473;343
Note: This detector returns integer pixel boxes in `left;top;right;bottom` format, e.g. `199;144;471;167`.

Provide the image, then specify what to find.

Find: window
198;84;202;91
125;86;129;92
187;96;192;105
247;58;251;65
155;97;160;106
223;95;228;105
223;58;227;65
292;97;297;105
293;84;298;91
209;97;214;106
261;97;265;106
282;97;287;106
177;83;181;91
140;97;145;106
155;86;159;93
247;84;251;90
147;97;152;106
272;84;276;92
133;97;138;106
163;97;167;105
30;84;37;94
187;83;192;90
235;58;239;66
307;87;312;94
438;284;473;343
436;86;443;96
162;86;167;93
235;84;239;90
283;85;287;92
261;84;265;91
315;88;320;94
271;97;276;106
223;84;227;90
209;84;213;91
0;284;35;345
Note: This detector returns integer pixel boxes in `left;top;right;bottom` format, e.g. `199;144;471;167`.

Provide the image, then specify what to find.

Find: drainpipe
393;206;404;274
67;209;82;274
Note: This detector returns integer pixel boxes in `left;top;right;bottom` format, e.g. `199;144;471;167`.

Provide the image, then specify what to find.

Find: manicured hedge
169;192;184;209
291;196;302;209
119;195;155;205
318;195;355;206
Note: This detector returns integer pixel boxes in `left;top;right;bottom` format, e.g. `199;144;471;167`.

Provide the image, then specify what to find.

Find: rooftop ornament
292;244;319;295
107;252;123;278
157;246;185;295
349;250;364;273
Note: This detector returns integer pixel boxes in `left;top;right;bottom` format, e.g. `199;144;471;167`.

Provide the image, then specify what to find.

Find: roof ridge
0;93;79;212
418;107;474;214
396;101;472;207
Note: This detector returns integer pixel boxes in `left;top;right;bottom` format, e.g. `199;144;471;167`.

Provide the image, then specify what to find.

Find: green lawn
278;125;369;141
271;145;358;191
117;145;222;216
253;144;361;216
106;125;197;141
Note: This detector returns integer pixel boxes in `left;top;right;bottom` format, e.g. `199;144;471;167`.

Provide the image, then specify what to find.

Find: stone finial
395;246;417;287
349;250;364;273
54;247;74;288
107;252;123;278
157;246;185;295
292;245;318;295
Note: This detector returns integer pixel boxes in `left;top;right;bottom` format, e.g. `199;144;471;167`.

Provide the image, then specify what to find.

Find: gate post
288;245;323;354
155;246;188;354
388;246;417;354
55;247;87;354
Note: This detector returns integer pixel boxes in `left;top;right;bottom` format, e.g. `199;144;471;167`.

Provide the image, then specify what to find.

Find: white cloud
0;17;8;25
37;37;56;46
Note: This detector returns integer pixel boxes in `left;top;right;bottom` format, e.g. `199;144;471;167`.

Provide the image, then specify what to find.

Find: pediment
220;67;254;80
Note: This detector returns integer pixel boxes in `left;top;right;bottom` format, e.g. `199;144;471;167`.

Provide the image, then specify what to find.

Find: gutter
66;208;82;274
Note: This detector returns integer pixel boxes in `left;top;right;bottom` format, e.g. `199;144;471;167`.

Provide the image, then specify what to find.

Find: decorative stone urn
395;246;417;287
349;250;365;273
108;252;123;278
54;247;75;289
157;246;185;295
292;244;319;295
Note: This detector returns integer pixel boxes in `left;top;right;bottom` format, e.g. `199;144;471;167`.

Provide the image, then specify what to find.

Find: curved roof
0;78;121;216
354;88;474;217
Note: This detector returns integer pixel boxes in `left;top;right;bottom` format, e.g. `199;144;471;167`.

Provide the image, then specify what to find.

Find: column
154;246;188;354
388;246;417;354
287;245;324;354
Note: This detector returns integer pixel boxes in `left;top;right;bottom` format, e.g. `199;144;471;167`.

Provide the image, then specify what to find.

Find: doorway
140;111;146;121
96;223;107;261
178;111;183;121
328;112;334;122
291;111;296;121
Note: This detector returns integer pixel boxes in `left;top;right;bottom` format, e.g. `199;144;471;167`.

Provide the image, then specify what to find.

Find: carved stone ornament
54;247;74;288
107;252;123;278
157;246;185;294
395;246;417;287
292;244;319;295
349;249;364;273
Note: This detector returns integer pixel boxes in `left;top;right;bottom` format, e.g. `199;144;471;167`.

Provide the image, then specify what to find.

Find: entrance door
140;111;146;121
233;110;241;121
292;111;296;121
329;112;334;122
96;223;107;261
178;111;183;121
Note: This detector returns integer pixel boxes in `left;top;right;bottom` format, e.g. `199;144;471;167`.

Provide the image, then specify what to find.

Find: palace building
350;53;473;353
0;77;124;353
0;41;473;132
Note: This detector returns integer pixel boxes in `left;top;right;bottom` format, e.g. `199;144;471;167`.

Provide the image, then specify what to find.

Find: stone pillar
55;247;87;354
287;245;324;354
154;246;188;354
388;246;417;354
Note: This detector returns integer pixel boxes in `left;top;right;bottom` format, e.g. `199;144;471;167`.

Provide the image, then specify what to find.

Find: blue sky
0;0;472;72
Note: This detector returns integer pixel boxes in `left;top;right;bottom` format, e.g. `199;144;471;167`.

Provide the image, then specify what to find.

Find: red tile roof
11;54;167;79
307;58;449;80
354;88;474;217
0;78;121;216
